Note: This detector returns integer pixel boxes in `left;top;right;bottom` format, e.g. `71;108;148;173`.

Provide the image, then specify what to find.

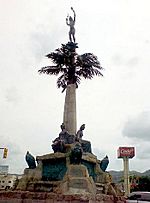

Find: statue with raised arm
66;7;76;43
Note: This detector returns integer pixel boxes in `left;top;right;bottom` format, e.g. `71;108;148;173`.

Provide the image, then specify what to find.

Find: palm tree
38;42;103;135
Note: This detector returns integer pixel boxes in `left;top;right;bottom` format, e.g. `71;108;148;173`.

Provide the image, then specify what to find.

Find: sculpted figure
51;123;66;153
51;123;75;153
52;137;65;153
70;143;83;164
66;7;76;42
75;124;92;153
59;123;67;140
59;123;75;144
76;124;85;141
100;155;109;172
25;151;36;169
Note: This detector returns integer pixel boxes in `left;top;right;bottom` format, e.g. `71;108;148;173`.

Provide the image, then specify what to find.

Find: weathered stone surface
82;153;97;163
62;164;96;196
16;168;42;191
0;191;126;203
16;151;124;198
36;152;66;161
66;165;89;177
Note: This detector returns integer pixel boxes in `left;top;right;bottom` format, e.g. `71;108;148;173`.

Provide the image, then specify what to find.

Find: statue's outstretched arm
66;17;69;26
71;7;76;22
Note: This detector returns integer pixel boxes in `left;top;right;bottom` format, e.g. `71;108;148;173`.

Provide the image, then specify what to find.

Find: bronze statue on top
66;7;76;43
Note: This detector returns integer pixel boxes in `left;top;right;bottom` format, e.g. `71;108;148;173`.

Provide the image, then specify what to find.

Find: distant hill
143;169;150;176
109;169;150;183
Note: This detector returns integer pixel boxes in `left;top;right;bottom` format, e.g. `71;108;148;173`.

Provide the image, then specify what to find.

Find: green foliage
131;176;150;192
38;42;103;92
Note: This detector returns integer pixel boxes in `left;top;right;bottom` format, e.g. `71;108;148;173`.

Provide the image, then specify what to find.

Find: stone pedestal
62;165;96;195
15;150;124;199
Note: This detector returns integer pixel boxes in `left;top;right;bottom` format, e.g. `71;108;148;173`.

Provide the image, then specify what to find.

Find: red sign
117;147;135;158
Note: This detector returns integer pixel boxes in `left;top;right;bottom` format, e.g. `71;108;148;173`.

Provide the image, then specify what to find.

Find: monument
0;7;125;203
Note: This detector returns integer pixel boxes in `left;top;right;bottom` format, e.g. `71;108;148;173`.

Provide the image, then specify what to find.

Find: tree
130;175;150;192
138;176;150;191
38;42;103;134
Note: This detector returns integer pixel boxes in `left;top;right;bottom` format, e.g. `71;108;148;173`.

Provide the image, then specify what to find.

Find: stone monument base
0;191;126;203
16;151;124;199
62;164;96;195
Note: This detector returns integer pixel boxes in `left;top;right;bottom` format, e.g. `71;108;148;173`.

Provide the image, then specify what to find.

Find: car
126;191;150;202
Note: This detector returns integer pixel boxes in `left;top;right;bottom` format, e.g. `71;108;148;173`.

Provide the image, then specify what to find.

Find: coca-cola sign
118;147;135;158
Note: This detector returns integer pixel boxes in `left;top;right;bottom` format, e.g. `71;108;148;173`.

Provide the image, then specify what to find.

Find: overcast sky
0;0;150;174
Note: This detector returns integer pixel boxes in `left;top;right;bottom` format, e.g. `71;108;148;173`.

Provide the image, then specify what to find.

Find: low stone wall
0;191;126;203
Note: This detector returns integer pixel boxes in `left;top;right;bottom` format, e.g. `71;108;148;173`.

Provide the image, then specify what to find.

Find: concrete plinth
63;164;96;195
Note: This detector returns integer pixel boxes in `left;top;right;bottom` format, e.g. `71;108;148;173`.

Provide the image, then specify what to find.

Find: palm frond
76;53;103;79
46;51;65;66
46;43;76;68
75;75;81;87
38;42;103;92
38;66;63;75
57;74;67;92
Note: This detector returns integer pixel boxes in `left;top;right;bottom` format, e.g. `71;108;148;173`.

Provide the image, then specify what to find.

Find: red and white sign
117;147;135;158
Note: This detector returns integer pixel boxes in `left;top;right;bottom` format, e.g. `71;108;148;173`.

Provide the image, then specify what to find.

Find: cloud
0;137;26;174
29;26;58;61
5;86;20;104
93;148;106;160
111;54;124;66
137;145;150;159
112;54;139;67
127;57;139;67
122;111;150;141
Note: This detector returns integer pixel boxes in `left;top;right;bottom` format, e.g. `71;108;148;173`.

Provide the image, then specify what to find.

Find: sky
0;0;150;174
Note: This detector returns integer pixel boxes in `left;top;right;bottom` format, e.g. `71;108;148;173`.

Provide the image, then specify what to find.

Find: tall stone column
63;84;76;135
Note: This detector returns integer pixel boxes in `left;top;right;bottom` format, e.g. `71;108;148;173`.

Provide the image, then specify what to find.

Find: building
0;174;22;190
0;165;9;175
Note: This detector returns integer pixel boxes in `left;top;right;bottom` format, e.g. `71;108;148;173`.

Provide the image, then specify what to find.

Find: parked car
126;191;150;202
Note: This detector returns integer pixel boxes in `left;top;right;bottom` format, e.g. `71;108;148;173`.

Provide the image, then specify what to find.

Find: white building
0;165;9;175
0;174;21;190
